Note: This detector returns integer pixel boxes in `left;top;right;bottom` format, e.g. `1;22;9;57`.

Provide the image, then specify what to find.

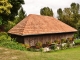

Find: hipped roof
8;14;77;36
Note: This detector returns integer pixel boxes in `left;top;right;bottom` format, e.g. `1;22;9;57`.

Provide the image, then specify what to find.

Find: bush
67;38;74;43
46;41;52;46
5;21;15;32
0;32;11;42
54;40;61;44
25;44;30;48
35;42;42;49
61;39;66;43
61;43;67;49
74;39;80;45
0;32;26;51
50;43;57;50
0;41;26;51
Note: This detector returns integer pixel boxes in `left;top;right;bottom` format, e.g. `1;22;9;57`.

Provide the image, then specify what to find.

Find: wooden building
8;14;77;46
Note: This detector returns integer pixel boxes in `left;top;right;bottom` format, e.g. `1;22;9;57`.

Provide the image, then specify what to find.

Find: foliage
63;43;68;49
0;40;26;51
76;20;80;38
4;7;26;32
74;39;80;45
57;3;80;38
50;43;57;50
40;7;54;16
57;8;63;20
0;0;25;31
14;6;26;24
54;39;61;44
61;39;66;43
0;32;26;51
71;3;79;14
8;0;25;20
5;6;26;32
57;3;80;28
0;0;12;15
0;16;3;25
5;21;15;31
46;41;52;46
61;43;68;49
25;44;30;48
0;32;11;42
0;0;12;26
35;42;42;49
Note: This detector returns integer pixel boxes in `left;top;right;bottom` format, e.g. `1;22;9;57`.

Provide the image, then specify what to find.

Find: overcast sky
22;0;80;17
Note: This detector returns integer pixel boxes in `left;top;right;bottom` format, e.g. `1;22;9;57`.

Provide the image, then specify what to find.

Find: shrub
0;32;26;51
61;39;66;43
74;39;80;45
66;41;71;48
50;43;57;50
54;40;61;44
5;21;15;32
61;43;67;49
66;38;71;44
25;44;30;48
35;42;42;49
0;39;26;51
68;38;74;43
0;32;11;42
46;41;52;46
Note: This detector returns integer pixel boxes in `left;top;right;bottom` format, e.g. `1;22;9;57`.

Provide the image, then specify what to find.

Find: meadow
0;46;80;60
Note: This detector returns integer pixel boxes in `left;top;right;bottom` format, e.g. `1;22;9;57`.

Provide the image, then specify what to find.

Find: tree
0;0;25;31
71;3;80;25
57;3;80;28
5;6;26;31
76;20;80;38
57;8;63;19
5;21;15;32
40;7;53;16
57;3;80;38
0;0;12;31
71;3;79;14
0;0;12;15
8;0;25;20
0;0;12;25
14;6;26;24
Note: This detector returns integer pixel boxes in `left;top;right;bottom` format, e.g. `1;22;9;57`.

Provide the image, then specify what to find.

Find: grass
0;46;80;60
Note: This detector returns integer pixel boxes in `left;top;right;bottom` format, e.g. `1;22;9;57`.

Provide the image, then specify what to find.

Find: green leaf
0;16;3;25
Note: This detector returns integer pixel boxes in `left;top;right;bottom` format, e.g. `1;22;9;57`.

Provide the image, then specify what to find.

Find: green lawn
0;46;80;60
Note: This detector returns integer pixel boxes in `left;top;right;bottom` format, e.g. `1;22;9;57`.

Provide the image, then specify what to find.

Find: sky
22;0;80;18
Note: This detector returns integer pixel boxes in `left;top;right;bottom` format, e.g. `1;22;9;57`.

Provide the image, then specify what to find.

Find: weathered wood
10;32;74;46
24;32;74;46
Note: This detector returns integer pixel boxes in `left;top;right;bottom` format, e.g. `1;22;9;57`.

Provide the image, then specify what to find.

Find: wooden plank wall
24;33;74;46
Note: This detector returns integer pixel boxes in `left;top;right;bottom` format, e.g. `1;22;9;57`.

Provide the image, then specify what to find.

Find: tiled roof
8;14;77;36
